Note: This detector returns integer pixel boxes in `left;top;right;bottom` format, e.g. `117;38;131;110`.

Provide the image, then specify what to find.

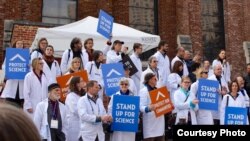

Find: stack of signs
149;86;174;117
5;48;29;79
224;107;247;125
97;9;114;39
197;79;219;111
111;95;140;132
102;63;124;96
56;70;88;102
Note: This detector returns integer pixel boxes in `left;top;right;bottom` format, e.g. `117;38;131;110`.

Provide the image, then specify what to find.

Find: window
42;0;77;24
129;0;155;34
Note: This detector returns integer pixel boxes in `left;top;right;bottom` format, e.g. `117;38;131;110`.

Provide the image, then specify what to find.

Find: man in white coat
139;73;165;140
208;64;228;125
33;83;67;141
130;43;143;94
77;80;112;141
171;46;189;76
153;40;170;88
106;40;125;64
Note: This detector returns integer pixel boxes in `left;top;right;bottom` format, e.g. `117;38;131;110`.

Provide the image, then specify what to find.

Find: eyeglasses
73;61;81;63
183;81;191;84
153;60;158;63
39;62;44;65
201;71;208;74
120;83;128;86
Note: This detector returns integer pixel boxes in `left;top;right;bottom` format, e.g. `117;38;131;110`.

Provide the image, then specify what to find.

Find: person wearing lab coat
85;50;104;100
153;40;171;88
77;80;112;141
31;38;48;63
139;73;165;140
106;40;125;64
83;38;94;61
23;58;48;118
42;45;61;85
208;64;228;125
65;57;84;75
108;78;137;141
130;43;143;94
65;76;86;141
190;68;213;125
174;76;198;125
203;60;213;77
123;66;137;95
1;40;25;107
220;81;248;125
212;49;231;84
140;56;161;89
168;61;183;105
171;46;189;76
33;83;67;141
60;37;88;74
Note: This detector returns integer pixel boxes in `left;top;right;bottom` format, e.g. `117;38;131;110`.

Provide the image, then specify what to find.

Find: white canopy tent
32;16;160;57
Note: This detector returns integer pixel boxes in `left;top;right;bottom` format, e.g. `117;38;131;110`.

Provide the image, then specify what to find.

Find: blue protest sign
5;48;29;79
97;9;114;39
102;63;124;96
111;95;140;132
225;107;247;125
197;79;219;111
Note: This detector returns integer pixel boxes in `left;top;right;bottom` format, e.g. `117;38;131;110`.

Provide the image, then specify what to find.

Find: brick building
0;0;250;79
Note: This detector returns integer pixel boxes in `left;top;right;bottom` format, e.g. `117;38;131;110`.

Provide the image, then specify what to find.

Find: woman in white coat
65;76;86;141
23;58;48;118
42;45;61;85
85;50;104;100
1;40;25;107
65;57;84;74
220;81;248;125
212;49;231;84
108;78;137;141
190;68;213;124
31;38;48;62
174;76;198;125
34;83;67;141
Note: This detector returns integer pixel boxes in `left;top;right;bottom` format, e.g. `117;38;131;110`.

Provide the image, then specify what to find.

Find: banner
102;63;124;96
149;86;174;117
225;107;247;125
5;48;29;79
197;79;219;111
56;70;88;102
97;9;114;39
111;95;140;132
122;54;138;76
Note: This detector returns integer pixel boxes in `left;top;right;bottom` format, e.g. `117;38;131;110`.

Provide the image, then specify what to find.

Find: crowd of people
0;37;250;141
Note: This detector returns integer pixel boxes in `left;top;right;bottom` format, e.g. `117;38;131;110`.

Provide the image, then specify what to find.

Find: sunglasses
120;83;128;86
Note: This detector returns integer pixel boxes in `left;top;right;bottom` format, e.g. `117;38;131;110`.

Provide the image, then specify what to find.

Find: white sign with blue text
97;9;114;39
111;95;140;132
197;79;219;111
102;63;124;96
5;48;29;79
225;107;247;125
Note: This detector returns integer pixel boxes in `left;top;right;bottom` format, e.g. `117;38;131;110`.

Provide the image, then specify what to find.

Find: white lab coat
171;56;189;76
33;99;67;141
106;50;122;64
60;49;88;74
220;93;248;125
130;53;142;94
212;59;231;83
1;59;24;99
140;67;161;89
167;73;181;105
65;92;81;141
85;61;104;100
108;91;136;141
208;74;229;120
174;88;198;124
23;71;48;118
42;59;61;85
239;89;250;108
153;51;170;87
139;86;165;139
77;94;106;141
190;81;213;125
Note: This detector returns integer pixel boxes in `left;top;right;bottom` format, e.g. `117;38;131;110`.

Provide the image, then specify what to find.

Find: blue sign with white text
111;95;140;132
197;79;219;111
102;63;124;96
5;48;29;79
97;9;114;39
225;107;247;125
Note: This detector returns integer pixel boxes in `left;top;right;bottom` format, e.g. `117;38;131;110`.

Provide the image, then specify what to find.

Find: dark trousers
79;136;99;141
143;135;165;141
213;119;220;125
